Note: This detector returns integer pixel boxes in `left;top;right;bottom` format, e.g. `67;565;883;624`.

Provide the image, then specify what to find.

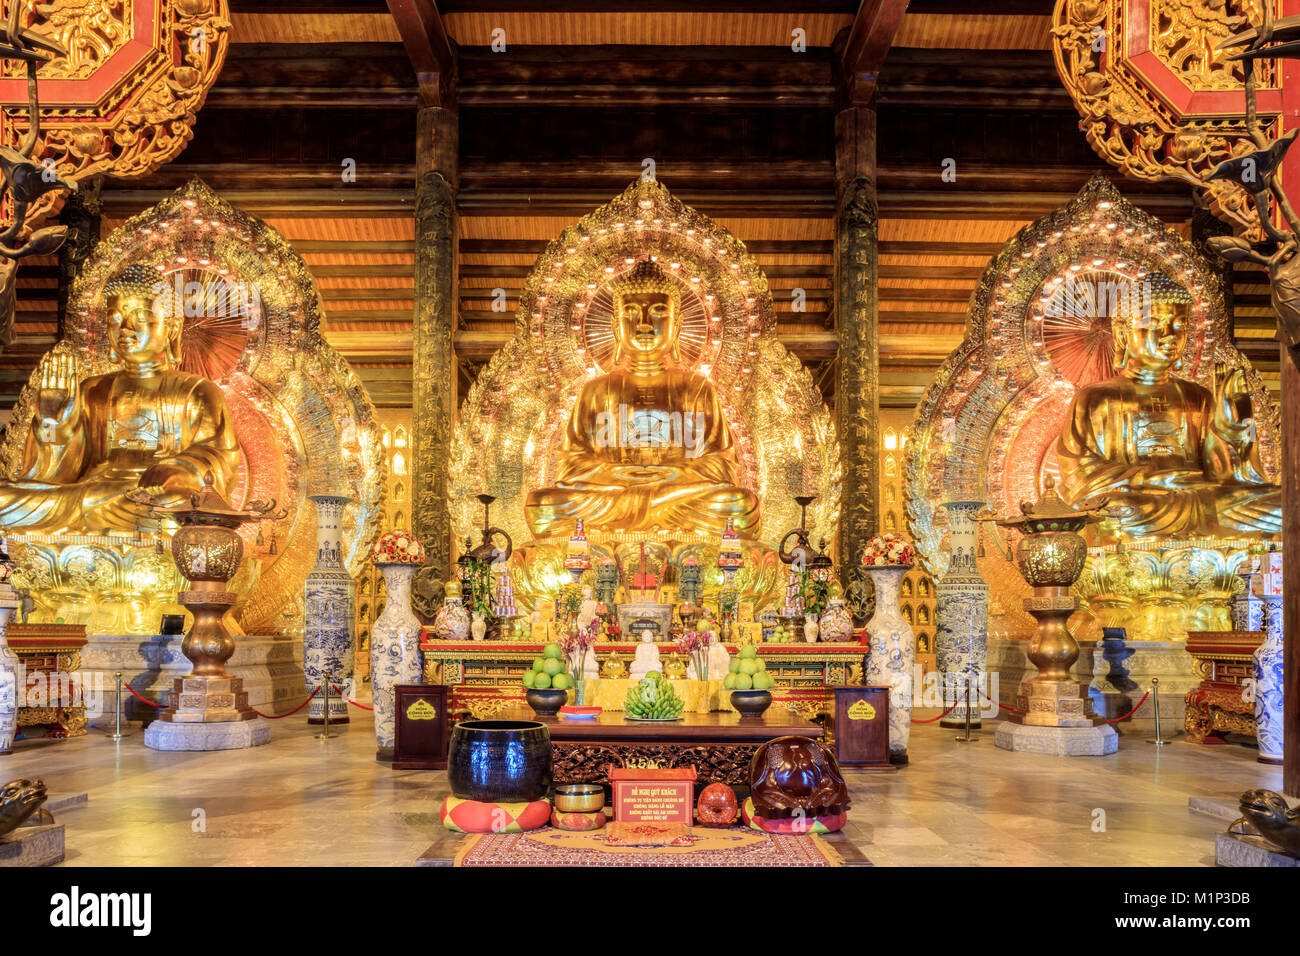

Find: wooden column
413;102;457;580
834;102;880;584
390;0;458;579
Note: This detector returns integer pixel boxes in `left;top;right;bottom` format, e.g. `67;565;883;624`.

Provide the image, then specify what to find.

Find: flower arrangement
371;530;425;565
559;619;600;677
595;600;620;639
677;629;713;681
559;582;584;618
861;532;915;567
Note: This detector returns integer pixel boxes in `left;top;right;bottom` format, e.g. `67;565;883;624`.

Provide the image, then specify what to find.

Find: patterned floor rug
453;825;846;867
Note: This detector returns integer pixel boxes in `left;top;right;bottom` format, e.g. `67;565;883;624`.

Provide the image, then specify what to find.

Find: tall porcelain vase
862;565;914;763
371;563;422;759
0;586;21;754
304;494;356;724
935;500;988;729
1254;594;1284;765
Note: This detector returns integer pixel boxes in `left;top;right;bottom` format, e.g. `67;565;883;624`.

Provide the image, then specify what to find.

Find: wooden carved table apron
505;708;825;787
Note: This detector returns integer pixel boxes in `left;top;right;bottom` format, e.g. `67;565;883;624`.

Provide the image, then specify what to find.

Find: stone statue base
1215;831;1298;868
0;823;64;867
144;716;270;752
994;721;1118;756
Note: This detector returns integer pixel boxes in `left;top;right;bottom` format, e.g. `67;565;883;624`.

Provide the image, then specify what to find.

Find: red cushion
440;795;551;833
741;797;846;834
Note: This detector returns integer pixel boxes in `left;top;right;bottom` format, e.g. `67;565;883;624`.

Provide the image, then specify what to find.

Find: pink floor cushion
441;795;552;833
741;797;847;835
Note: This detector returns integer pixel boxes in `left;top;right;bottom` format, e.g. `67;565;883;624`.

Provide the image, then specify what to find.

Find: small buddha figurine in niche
0;264;240;533
525;260;760;539
1057;274;1281;540
629;628;662;680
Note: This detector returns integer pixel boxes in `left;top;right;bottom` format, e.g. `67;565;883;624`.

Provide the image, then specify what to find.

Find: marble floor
2;715;1281;866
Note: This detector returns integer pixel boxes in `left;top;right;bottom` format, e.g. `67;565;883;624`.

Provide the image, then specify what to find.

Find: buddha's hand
34;352;79;442
1213;363;1256;444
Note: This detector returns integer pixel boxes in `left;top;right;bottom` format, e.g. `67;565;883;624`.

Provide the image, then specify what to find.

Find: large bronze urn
991;479;1107;726
129;476;284;723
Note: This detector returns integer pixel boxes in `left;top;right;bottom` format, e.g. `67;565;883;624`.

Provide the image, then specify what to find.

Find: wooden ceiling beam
386;0;456;108
837;0;911;108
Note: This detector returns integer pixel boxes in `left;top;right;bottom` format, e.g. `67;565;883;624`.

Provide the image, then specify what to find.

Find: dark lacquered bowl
447;719;553;802
731;689;773;719
525;687;568;717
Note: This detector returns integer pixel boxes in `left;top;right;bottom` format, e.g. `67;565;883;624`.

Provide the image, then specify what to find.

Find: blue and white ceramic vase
1253;594;1284;765
935;501;988;729
1231;564;1263;632
371;563;422;758
304;494;355;724
0;585;21;754
862;565;914;762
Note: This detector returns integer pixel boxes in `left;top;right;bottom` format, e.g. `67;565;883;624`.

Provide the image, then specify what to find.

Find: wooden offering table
1184;631;1263;744
8;623;89;739
505;707;824;788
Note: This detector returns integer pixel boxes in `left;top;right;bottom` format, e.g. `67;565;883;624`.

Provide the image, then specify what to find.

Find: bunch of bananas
624;672;684;720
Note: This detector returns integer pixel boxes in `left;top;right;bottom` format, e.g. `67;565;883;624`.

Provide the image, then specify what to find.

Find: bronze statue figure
0;777;50;838
1231;788;1300;857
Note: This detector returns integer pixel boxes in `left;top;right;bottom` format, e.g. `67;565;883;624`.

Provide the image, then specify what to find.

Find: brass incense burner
984;480;1109;726
127;476;284;723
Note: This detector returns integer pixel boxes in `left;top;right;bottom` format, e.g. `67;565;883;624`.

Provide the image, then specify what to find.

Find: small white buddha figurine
576;584;600;631
629;628;661;680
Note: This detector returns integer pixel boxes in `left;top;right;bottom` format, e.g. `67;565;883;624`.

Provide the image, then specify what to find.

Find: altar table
503;706;824;788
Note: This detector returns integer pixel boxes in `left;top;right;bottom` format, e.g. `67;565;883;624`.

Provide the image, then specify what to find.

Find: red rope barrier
1104;689;1151;724
251;687;320;720
123;682;164;709
911;700;961;723
980;690;1024;715
330;683;374;711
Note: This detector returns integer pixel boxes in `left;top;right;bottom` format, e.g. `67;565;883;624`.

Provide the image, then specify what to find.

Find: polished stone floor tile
0;715;1281;866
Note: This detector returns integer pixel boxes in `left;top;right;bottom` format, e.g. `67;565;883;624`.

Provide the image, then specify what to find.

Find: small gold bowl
554;783;605;813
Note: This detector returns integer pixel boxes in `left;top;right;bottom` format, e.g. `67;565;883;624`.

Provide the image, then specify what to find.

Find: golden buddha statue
1057;274;1280;540
525;260;759;539
0;264;240;534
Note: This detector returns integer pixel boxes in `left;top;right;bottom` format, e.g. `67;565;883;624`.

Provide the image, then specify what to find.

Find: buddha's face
109;293;178;366
615;290;681;361
1116;300;1187;374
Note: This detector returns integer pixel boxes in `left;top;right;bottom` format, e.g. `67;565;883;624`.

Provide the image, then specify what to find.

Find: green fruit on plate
543;643;563;660
729;658;742;674
752;672;774;690
531;657;546;672
733;673;753;690
522;670;536;688
739;659;759;676
552;673;572;690
644;671;662;683
754;658;767;672
722;673;737;690
533;672;552;689
739;644;758;660
542;658;564;677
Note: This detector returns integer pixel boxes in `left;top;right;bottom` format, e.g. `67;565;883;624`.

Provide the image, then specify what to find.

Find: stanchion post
111;671;123;740
955;675;979;743
1147;677;1169;746
317;672;336;740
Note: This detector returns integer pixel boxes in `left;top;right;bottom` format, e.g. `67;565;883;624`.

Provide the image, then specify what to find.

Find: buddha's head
105;264;183;370
609;259;682;369
1111;273;1191;381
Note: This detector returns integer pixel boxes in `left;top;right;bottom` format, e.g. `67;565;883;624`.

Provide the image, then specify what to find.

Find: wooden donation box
610;765;697;824
833;686;895;771
1184;632;1262;744
393;684;448;769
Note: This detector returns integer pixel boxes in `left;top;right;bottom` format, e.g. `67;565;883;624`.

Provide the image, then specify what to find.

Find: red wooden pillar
1281;0;1300;797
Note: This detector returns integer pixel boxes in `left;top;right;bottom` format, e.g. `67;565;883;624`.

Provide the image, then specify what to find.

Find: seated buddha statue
525;259;760;539
0;264;240;534
1057;274;1280;540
